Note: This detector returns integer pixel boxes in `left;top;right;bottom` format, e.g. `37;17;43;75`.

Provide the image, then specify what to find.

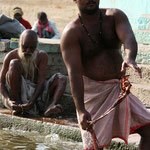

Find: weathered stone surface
126;64;150;84
136;44;150;64
10;40;18;50
60;94;76;116
10;38;61;53
0;113;82;142
121;44;150;64
137;14;150;30
0;41;10;52
134;30;150;45
131;83;150;106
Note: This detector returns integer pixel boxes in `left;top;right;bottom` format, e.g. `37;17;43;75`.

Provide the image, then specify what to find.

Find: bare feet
44;104;63;117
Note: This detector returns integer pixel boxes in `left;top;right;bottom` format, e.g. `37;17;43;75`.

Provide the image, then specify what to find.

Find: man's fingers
121;62;126;72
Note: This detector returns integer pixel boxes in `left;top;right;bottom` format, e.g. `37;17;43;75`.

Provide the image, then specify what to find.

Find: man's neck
79;10;100;25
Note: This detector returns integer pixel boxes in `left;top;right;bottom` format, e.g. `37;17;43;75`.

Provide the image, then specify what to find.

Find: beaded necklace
78;10;103;45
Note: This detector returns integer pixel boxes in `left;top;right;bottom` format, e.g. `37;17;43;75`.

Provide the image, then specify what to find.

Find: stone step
131;83;150;106
137;14;150;30
136;44;150;64
134;30;150;44
121;44;150;64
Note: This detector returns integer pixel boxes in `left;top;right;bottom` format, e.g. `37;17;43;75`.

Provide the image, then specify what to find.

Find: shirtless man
61;0;150;149
0;30;66;117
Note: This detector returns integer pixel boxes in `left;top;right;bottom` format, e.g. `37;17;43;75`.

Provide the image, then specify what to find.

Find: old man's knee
57;73;67;85
9;59;23;73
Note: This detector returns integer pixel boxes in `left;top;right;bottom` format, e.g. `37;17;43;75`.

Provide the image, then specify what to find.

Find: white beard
18;48;38;82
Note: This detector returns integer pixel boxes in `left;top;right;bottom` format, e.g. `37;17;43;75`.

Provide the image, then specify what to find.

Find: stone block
126;64;150;84
46;65;67;79
60;94;76;115
10;38;61;53
131;83;150;106
122;44;150;64
47;53;64;66
137;14;150;30
10;40;18;49
0;41;10;52
134;30;150;45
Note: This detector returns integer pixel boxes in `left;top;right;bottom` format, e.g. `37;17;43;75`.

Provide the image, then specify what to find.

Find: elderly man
0;30;66;117
61;0;150;149
32;12;60;39
13;7;32;29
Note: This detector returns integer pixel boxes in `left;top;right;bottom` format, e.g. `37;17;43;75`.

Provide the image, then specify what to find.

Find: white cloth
2;73;58;116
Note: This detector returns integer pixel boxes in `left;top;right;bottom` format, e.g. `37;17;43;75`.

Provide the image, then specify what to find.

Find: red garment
38;20;54;38
19;18;32;29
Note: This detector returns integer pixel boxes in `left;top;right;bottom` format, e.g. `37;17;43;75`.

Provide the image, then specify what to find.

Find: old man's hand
19;101;33;110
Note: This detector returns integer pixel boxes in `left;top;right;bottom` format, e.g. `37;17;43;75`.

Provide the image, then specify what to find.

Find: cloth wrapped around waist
2;73;59;116
78;76;150;149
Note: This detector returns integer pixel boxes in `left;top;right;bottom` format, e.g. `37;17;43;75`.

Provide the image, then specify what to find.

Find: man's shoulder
62;18;80;37
103;8;126;17
37;50;48;57
4;49;18;60
7;49;18;56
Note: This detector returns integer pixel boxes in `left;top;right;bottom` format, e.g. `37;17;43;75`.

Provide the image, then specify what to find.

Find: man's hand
121;59;142;78
78;110;92;131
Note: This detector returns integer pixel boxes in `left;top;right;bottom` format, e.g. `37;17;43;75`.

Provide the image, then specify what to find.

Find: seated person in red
13;7;32;29
32;12;60;39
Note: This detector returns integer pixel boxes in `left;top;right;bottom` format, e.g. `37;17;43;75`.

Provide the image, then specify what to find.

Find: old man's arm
0;52;20;110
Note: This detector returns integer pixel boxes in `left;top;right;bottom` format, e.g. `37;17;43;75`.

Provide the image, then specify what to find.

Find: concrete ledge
0;111;139;150
0;112;82;142
10;38;61;53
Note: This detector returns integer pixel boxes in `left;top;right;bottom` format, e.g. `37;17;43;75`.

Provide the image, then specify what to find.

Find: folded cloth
2;73;61;116
77;76;150;149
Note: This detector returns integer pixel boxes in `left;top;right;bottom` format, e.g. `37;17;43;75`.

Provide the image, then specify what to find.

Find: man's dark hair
13;7;22;10
37;12;47;21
